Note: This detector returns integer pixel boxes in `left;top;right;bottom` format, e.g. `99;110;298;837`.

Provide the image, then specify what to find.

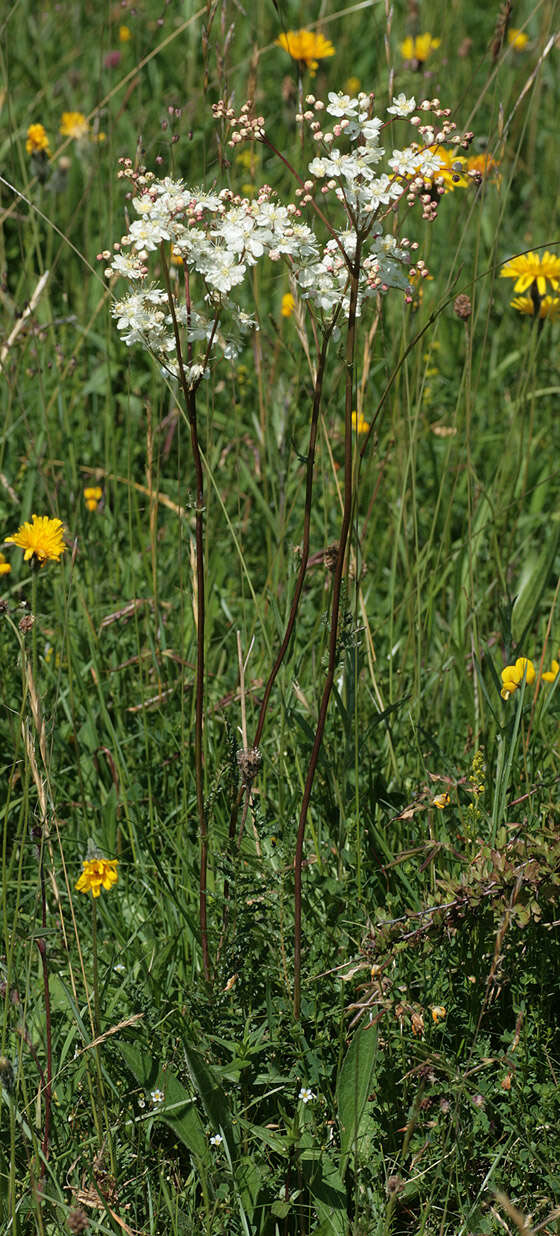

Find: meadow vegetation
2;0;560;1232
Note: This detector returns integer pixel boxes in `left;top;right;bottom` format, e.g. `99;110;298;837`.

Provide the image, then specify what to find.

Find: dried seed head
454;293;472;320
67;1209;90;1234
18;614;35;634
237;746;263;784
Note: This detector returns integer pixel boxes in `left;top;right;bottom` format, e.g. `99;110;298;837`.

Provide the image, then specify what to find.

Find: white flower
209;1133;223;1146
128;217;171;251
388;147;421;176
108;253;145;279
308;157;329;178
326;92;360;118
202;248;247;293
387;93;416;118
416;149;444;176
298;1087;315;1104
151;1088;165;1104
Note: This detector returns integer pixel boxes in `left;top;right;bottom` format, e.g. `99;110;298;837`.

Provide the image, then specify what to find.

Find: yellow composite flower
500;250;560;296
351;410;370;434
541;659;560;683
431;1005;446;1023
275;29;335;74
508;28;529;51
4;514;66;566
281;292;295;318
467;152;501;186
84;486;103;512
60;111;90;140
500;656;536;700
119;24;132;42
26;123;50;156
432;792;450;809
510;294;560;321
400;33;441;63
75;857;119;898
0;552;12;576
428;146;469;191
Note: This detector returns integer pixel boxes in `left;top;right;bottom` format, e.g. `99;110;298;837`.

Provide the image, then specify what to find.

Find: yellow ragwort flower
508;28;529;51
119;24;132;42
500;251;560;296
0;552;12;576
400;33;441;64
432;792;450;809
431;1005;446;1023
510;294;560;321
500;656;536;700
60;111;90;140
275;29;335;74
542;659;559;683
84;486;103;512
26;123;51;156
4;514;66;566
352;410;370;434
281;292;295;318
75;857;119;898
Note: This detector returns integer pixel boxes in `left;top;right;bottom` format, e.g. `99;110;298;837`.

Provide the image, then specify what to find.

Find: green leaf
118;1040;208;1163
336;1023;378;1174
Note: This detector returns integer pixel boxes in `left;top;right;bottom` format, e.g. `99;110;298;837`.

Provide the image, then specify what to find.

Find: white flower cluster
105;91;466;372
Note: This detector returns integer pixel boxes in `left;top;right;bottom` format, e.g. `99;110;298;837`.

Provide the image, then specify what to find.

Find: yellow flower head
467;152;502;186
281;292;295;318
429;146;469;191
345;76;361;95
400;33;441;64
26;123;50;156
431;1005;446;1023
275;29;335;74
351;410;370;434
432;792;450;809
500;656;536;700
510;294;560;321
508;28;529;51
119;24;132;42
75;857;118;898
60;111;90;140
0;552;12;577
4;514;66;566
541;659;560;683
500;250;560;297
84;486;103;512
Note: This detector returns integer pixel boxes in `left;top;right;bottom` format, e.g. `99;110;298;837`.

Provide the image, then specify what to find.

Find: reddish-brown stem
161;248;210;982
293;242;362;1021
37;853;52;1172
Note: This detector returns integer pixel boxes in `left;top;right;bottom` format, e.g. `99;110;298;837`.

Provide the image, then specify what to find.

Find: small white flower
138;1095;146;1109
298;1087;315;1104
209;1133;223;1146
113;963;126;973
151;1088;165;1104
326;92;360;118
387;94;416;118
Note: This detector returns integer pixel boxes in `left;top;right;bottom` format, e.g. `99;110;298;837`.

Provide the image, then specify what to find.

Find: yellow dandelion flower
84;486;103;512
431;1005;446;1023
275;29;335;75
4;514;66;566
0;552;12;576
508;28;529;51
75;857;119;898
500;656;536;700
26;123;50;156
119;24;132;42
541;659;560;683
60;111;90;140
500;251;560;296
281;292;295;318
351;410;370;434
400;33;441;64
510;294;560;321
432;792;450;809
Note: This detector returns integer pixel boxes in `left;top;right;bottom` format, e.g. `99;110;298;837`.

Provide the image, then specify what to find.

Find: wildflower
500;251;560;296
26;123;50;156
345;76;361;95
138;1095;146;1109
4;514;66;566
281;292;295;317
275;29;335;74
84;486;103;512
0;552;11;576
75;857;118;897
119;24;132;41
298;1087;315;1103
432;793;450;809
399;34;441;65
508;28;529;50
387;93;416;117
500;657;536;700
210;1132;223;1145
467;151;501;185
150;1088;165;1104
431;1005;446;1023
542;659;560;683
510;294;560;321
352;410;370;434
60;111;90;140
427;146;469;191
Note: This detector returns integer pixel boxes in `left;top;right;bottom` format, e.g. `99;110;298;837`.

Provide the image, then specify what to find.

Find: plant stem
293;243;361;1021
